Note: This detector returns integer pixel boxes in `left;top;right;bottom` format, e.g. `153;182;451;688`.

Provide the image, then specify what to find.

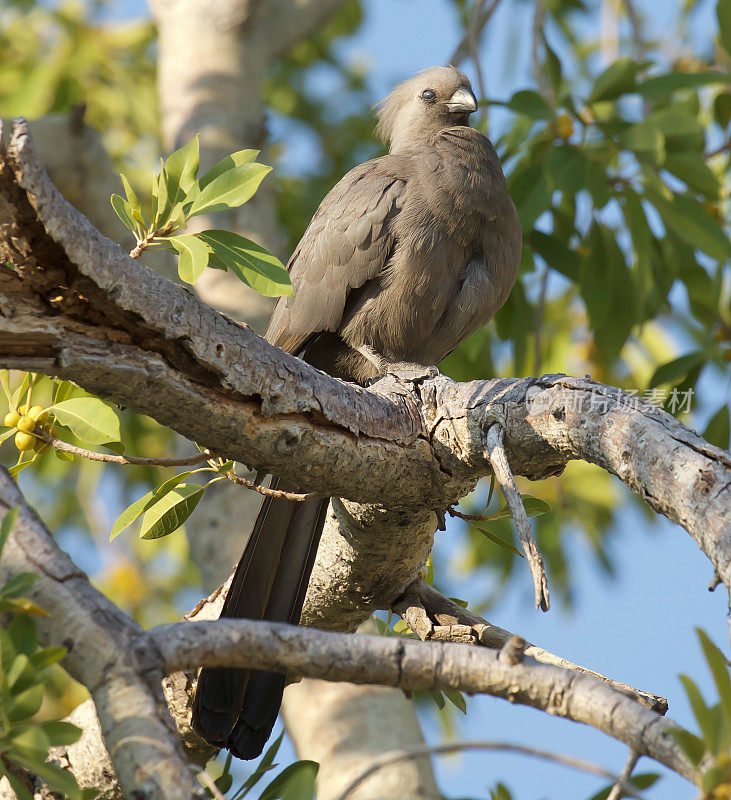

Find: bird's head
375;65;478;154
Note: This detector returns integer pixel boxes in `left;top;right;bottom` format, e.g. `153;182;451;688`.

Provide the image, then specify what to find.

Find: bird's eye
420;89;436;101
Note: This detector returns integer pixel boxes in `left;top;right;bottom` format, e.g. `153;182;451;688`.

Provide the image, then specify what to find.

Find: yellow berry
18;403;30;416
15;431;36;451
28;406;49;423
554;113;574;141
3;411;20;428
16;416;36;433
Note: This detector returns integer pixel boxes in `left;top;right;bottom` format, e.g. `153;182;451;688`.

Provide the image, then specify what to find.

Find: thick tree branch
393;579;668;714
0;119;728;609
140;617;694;783
0;472;206;800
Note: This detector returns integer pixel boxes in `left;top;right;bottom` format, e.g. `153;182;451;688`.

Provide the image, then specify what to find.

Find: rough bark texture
0;473;206;800
0;119;728;799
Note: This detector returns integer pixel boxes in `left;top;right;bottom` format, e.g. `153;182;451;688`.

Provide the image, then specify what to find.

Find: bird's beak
446;86;478;114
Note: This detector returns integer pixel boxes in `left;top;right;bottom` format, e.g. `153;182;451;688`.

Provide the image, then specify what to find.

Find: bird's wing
266;156;408;354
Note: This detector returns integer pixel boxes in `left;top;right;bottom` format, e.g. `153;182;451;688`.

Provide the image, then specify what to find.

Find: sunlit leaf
199;230;293;296
110;193;136;231
168;233;210;284
187;163;272;216
51;397;121;445
138;483;205;539
197;148;259;190
258;760;319;800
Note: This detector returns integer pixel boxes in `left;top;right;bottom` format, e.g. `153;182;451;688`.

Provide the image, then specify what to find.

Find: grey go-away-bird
193;65;522;759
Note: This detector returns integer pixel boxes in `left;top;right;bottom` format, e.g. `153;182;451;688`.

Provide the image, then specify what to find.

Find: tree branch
393;580;668;714
1;116;728;623
140;617;694;783
333;740;646;800
0;472;207;800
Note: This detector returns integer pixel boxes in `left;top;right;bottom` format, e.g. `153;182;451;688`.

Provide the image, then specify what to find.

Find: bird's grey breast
371;127;520;362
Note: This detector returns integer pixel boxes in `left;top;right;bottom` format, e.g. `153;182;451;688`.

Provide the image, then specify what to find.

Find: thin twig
533;264;550;375
531;0;554;104
485;424;550;610
448;0;505;132
607;750;641;800
332;740;647;800
224;470;320;502
622;0;645;61
197;769;227;800
35;431;213;466
447;506;493;524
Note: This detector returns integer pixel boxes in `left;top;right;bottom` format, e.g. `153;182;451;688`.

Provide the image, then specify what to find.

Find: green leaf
703;405;730;450
8;614;37;655
52;380;75;405
138;483;205;539
428;689;446;710
51;397;121;445
621;121;665;167
9;460;35;479
714;93;731;128
120;174;145;226
7;682;44;721
9;754;83;798
588;57;644;103
4;771;34;800
238;731;283;796
197;149;259;190
670;726;706;765
110;472;195;541
468;521;524;557
39;720;83;747
29;645;67;670
648;109;704;152
1;369;13;403
0;596;48;616
198;230;293;297
650;352;706;388
110;491;154;541
258;760;319;800
164;135;200;206
702;764;728;793
545;145;590;196
152;164;170;228
444;689;467;714
679;674;717;751
698;629;731;730
718;0;731;55
486;495;552;520
110;194;136;232
0;506;19;558
664;152;720;199
541;30;562;97
6;653;33;690
650;192;731;261
187;163;272;217
506;90;553;120
1;572;37;599
11;372;31;409
637;70;729;100
168;234;210;284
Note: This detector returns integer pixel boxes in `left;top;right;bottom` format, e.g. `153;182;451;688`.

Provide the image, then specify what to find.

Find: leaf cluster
112;136;293;295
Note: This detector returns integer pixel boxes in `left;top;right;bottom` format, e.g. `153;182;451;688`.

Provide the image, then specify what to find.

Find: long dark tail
192;478;329;759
